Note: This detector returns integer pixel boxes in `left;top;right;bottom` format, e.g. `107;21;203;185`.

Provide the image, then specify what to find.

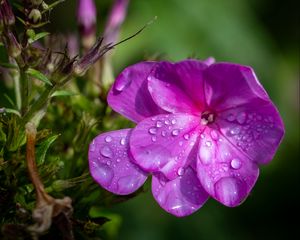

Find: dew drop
179;141;183;146
148;127;157;135
177;167;185;176
116;158;121;163
200;134;205;139
106;160;111;166
210;130;219;140
172;129;180;136
105;136;113;143
227;113;235;122
171;119;177;125
165;119;170;125
115;78;131;92
230;158;242;169
161;130;167;137
90;140;96;152
183;134;190;140
100;146;113;158
214;177;246;206
229;127;240;135
120;137;126;145
156;120;163;128
92;163;114;185
205;141;212;147
151;136;157;142
117;175;140;193
237;112;247;124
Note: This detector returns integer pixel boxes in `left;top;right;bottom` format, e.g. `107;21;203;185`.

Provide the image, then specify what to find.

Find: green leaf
36;134;60;164
41;0;66;14
0;62;18;69
16;17;26;25
51;90;77;97
26;68;52;86
28;32;49;44
2;108;21;117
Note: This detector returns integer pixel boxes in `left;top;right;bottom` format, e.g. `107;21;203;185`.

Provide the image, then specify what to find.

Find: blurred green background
50;0;299;239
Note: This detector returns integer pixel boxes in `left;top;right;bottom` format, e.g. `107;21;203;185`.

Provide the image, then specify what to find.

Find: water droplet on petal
172;129;180;136
164;119;170;125
229;127;240;135
179;141;183;146
117;175;140;193
151;136;157;142
100;146;113;158
237;112;247;124
92;162;114;185
106;160;111;166
161;131;167;137
116;158;121;163
214;177;246;206
171;119;177;125
177;167;185;176
156;120;163;128
210;130;219;140
199;146;212;165
205;141;212;147
149;127;157;135
227;113;235;122
120;137;126;145
183;134;190;140
90;140;96;152
115;78;131;92
200;134;205;139
230;159;242;169
105;136;113;143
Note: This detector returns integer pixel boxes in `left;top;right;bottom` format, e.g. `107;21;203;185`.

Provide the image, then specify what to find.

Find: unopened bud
4;31;22;58
28;9;41;23
0;0;15;26
77;0;96;40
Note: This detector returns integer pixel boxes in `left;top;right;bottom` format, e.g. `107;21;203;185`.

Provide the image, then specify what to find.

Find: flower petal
196;127;259;207
217;99;284;164
108;62;166;123
204;63;270;111
89;129;147;195
148;60;208;114
130;113;201;180
152;167;209;217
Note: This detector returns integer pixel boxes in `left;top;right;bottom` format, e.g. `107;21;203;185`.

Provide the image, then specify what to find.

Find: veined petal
148;60;208;114
152;167;209;217
217;99;284;164
89;129;147;195
130;113;201;180
196;127;259;207
204;63;270;111
108;62;166;123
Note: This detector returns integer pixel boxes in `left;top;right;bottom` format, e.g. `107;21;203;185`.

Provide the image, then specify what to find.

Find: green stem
20;69;29;115
12;70;22;110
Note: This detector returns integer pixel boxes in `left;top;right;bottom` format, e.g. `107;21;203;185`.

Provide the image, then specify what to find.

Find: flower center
201;111;216;125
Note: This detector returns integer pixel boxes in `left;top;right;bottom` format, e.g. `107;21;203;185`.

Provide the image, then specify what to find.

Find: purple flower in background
88;59;284;217
104;0;129;45
77;0;97;38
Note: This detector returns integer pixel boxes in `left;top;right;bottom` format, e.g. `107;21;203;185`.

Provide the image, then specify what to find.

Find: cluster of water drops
89;133;145;193
226;111;274;152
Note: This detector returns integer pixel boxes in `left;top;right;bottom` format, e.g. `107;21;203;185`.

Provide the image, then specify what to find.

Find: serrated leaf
36;134;60;164
51;90;77;97
26;68;52;86
0;62;18;69
28;32;49;44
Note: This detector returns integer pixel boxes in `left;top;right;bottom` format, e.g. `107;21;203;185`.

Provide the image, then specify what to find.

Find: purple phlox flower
88;59;284;217
104;0;129;45
77;0;97;37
